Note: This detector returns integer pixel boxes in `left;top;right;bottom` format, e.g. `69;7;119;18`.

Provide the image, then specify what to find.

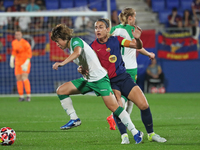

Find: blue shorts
110;72;137;98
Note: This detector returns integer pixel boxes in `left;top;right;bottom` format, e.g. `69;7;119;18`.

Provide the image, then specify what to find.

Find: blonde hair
119;8;135;25
95;18;112;38
51;24;73;41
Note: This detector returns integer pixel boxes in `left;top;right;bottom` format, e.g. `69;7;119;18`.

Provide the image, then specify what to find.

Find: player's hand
10;55;15;68
77;66;88;75
132;25;142;39
21;59;30;71
21;64;28;71
10;61;14;68
149;52;155;60
53;62;62;70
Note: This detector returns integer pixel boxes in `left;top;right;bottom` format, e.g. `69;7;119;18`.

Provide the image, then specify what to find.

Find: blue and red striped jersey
90;36;126;79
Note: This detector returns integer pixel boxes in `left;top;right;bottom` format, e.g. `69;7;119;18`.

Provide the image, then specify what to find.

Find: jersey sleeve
11;41;16;56
117;36;125;44
24;40;32;58
71;37;84;51
117;36;131;47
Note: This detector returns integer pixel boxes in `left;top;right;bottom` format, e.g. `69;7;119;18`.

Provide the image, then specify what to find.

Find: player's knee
56;86;62;95
139;103;149;110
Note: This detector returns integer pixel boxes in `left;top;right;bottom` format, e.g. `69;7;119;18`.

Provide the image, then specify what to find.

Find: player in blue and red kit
90;18;167;144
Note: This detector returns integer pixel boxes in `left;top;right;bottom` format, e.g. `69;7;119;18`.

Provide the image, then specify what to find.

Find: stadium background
0;0;200;94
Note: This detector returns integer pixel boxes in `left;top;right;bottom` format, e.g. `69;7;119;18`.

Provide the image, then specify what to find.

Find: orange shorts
15;62;31;75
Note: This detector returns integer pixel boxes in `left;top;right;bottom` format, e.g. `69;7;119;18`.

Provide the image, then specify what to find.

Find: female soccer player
108;8;156;144
89;18;166;143
10;29;32;102
51;24;144;144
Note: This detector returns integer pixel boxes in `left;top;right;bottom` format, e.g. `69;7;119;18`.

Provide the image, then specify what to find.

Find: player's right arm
10;41;16;68
53;46;82;70
10;55;15;68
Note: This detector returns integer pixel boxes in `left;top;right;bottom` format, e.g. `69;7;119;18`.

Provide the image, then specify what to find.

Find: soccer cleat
121;134;130;144
134;130;144;144
148;133;167;143
60;118;81;130
26;97;31;102
106;115;116;130
18;97;25;102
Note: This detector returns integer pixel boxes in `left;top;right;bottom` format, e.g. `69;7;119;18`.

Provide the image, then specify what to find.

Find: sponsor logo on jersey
100;89;108;91
97;49;101;51
109;55;117;63
73;41;79;46
106;47;111;52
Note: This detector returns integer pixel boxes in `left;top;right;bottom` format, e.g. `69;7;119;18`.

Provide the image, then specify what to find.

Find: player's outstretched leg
129;86;167;143
58;95;81;130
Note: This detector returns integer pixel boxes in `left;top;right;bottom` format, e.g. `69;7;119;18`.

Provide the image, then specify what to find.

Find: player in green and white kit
51;24;144;144
108;8;166;144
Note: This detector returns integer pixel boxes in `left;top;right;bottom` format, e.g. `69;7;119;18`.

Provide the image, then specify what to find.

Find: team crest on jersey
106;47;111;52
109;55;117;63
73;41;79;46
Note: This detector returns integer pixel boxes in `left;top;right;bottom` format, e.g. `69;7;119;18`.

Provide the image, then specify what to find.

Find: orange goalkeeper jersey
11;38;32;65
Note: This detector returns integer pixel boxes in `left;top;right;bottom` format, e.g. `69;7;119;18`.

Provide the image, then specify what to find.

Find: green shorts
71;75;113;96
126;68;137;82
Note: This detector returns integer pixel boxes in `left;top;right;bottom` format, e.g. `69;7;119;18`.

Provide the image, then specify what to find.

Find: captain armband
121;39;131;47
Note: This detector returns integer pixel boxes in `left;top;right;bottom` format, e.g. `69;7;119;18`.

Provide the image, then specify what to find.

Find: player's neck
98;36;108;43
66;40;71;48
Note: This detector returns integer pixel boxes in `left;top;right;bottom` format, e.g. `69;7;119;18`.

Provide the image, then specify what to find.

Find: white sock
118;110;138;136
60;97;78;120
126;101;134;115
19;95;24;98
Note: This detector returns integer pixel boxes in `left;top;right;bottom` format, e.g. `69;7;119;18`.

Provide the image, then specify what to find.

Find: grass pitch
0;93;200;150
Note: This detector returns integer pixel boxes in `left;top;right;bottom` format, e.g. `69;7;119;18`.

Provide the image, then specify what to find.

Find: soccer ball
0;127;16;145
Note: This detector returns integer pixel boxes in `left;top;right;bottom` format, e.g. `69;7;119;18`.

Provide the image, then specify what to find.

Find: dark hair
172;7;177;11
51;24;73;41
97;19;109;28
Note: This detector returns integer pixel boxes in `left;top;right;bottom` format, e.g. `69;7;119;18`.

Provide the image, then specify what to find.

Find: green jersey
70;37;107;82
110;24;137;69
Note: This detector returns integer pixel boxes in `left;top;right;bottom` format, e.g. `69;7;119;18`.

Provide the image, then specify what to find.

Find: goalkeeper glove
21;59;30;71
10;55;15;68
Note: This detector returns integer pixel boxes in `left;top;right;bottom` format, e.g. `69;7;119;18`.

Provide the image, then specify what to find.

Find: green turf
0;93;200;150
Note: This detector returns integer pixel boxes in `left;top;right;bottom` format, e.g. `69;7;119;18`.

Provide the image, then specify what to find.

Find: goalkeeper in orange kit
10;29;32;102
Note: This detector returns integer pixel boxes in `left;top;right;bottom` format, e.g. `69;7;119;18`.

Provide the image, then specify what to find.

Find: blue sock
113;114;127;135
141;107;153;133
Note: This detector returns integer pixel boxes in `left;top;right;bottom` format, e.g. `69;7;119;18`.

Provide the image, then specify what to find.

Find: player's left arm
25;41;32;59
21;41;32;71
137;48;155;60
121;38;143;49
